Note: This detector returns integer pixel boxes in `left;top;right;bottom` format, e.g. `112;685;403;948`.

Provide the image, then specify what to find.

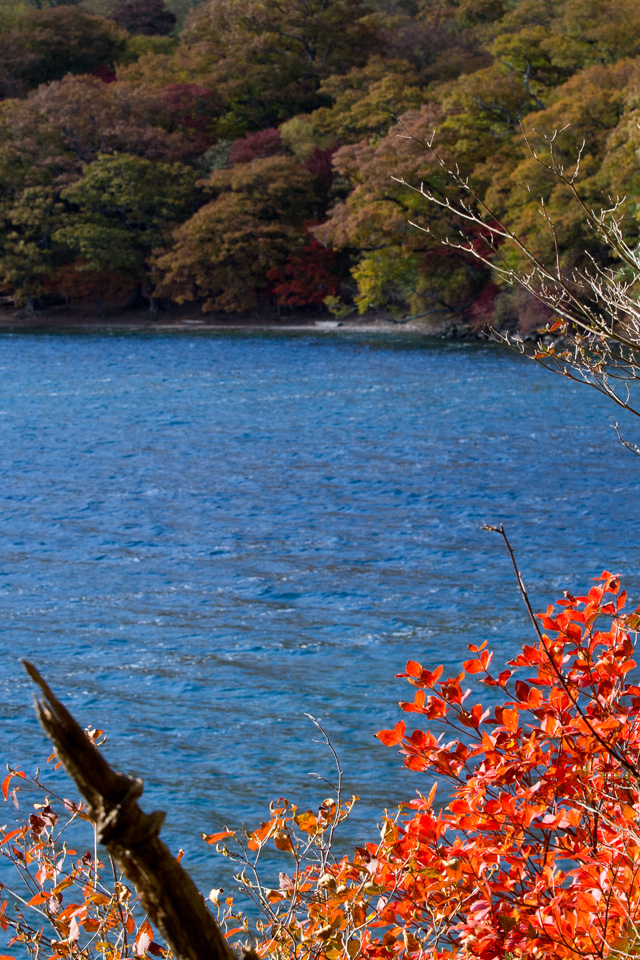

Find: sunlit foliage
2;0;640;322
6;573;640;960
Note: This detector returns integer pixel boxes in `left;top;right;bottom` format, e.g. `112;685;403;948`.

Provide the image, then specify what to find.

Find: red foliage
162;83;220;150
370;572;640;960
268;240;340;306
304;145;338;188
229;128;282;167
53;261;136;305
470;280;500;328
90;65;117;84
222;572;640;960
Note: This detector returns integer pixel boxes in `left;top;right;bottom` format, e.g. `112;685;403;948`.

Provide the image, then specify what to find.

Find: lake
0;329;638;894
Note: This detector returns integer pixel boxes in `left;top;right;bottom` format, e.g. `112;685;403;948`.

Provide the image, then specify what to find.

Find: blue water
0;329;639;895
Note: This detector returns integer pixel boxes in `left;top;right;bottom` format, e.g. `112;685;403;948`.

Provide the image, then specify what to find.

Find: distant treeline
1;0;639;327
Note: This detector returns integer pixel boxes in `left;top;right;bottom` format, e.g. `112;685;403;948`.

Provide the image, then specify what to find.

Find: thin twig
482;526;640;783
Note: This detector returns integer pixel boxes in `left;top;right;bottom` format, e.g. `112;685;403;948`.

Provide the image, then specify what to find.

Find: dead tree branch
22;659;254;960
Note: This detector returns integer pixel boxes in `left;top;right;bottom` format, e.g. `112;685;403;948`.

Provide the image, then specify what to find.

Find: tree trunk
22;661;255;960
125;283;143;310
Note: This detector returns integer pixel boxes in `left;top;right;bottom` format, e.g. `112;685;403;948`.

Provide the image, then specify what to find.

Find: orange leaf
273;830;294;853
528;687;543;709
202;830;235;845
0;829;23;847
426;781;438;808
248;818;275;849
294;810;319;834
266;889;285;903
27;892;48;907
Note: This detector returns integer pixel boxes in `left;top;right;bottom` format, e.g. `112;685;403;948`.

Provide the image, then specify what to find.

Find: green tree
53;152;197;305
0;185;66;308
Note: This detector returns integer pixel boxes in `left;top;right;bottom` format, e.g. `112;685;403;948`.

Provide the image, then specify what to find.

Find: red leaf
502;708;518;733
463;658;483;674
376;721;406;746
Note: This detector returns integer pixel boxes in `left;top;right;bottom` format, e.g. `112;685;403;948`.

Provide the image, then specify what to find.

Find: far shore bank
0;303;488;338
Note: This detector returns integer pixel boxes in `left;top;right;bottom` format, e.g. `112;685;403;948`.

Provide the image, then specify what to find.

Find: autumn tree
154;155;318;312
181;0;377;80
371;0;492;86
0;6;127;97
319;107;493;321
53;152;197;307
160;82;221;153
121;0;380;136
0;186;66;308
228;128;282;167
268;239;340;308
0;76;205;308
0;75;197;194
110;0;176;35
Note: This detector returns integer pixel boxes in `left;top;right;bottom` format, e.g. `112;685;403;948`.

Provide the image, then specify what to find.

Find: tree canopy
2;0;640;324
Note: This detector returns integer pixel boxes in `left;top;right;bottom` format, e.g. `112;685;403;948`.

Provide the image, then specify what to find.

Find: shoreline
0;304;478;337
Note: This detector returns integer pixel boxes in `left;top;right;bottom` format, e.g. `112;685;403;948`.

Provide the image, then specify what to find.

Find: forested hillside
2;0;640;329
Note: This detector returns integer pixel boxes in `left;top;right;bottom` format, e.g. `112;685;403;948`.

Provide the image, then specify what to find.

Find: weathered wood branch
23;660;252;960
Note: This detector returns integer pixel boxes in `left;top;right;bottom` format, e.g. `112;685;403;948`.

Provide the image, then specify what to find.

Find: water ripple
0;330;638;889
